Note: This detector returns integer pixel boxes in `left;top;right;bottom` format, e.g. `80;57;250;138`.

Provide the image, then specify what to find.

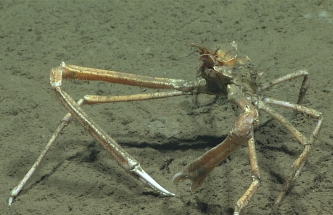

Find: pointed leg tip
172;170;205;192
167;192;176;197
8;197;13;206
172;171;186;184
159;189;176;197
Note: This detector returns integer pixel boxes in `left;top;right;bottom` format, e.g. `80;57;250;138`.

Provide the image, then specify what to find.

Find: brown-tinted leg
234;134;261;215
259;70;309;104
258;100;322;206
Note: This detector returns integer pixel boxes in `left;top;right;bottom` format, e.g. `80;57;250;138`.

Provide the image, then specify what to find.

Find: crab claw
172;163;208;192
173;98;256;192
172;142;224;192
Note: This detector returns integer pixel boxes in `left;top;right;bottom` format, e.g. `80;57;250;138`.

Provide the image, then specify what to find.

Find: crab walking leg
234;134;261;215
51;75;175;197
55;64;177;195
259;70;309;104
9;90;188;205
84;91;191;104
61;63;203;92
263;97;322;120
258;99;322;206
258;99;323;206
173;86;258;192
54;88;175;196
8;112;72;205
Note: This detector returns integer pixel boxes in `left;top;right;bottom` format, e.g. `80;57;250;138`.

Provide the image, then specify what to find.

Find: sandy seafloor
1;1;333;214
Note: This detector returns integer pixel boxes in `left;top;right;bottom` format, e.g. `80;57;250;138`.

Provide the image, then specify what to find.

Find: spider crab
9;42;322;214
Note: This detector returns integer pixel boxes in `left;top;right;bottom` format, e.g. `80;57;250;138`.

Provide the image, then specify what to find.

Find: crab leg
8;112;72;205
10;62;204;205
9;90;188;205
54;88;175;195
234;135;261;215
84;91;190;104
61;63;204;92
52;64;177;195
259;70;309;104
258;98;322;206
53;64;180;195
173;85;258;193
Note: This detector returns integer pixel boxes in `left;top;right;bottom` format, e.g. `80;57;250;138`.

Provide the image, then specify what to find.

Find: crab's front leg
51;64;178;197
173;84;259;214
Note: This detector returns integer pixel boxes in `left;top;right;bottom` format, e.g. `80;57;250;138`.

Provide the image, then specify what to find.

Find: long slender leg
8;90;189;205
10;62;198;205
60;63;204;92
54;86;176;195
234;134;261;215
55;64;190;195
9;90;186;204
50;64;198;197
263;97;322;120
257;100;322;206
9;112;72;205
259;70;309;104
84;91;190;104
